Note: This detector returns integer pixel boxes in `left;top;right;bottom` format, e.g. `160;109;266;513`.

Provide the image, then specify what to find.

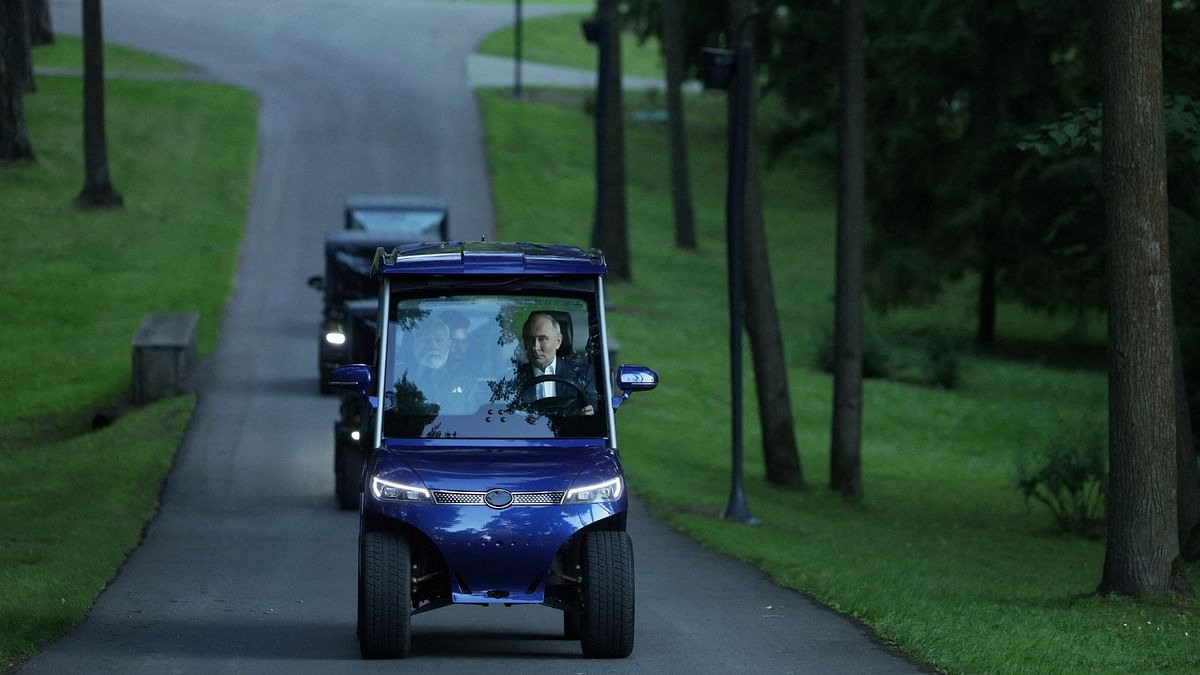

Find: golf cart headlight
325;330;347;346
564;477;623;504
370;476;431;502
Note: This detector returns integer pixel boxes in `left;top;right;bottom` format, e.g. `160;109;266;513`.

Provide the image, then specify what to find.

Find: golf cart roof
374;241;607;277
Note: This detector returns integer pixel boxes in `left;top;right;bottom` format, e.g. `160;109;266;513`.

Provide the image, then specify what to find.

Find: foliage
1016;105;1103;156
1013;90;1200;444
479;86;1199;675
626;0;1200;353
813;325;965;388
1017;419;1108;538
622;0;729;78
1016;96;1200;162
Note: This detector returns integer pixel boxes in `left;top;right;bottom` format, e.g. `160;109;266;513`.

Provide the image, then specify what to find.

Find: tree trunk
967;20;1000;350
0;0;34;160
596;0;629;280
1174;326;1200;560
29;0;53;46
661;0;696;250
1097;0;1190;597
75;0;122;208
730;0;804;488
5;0;33;94
830;0;865;502
977;232;996;347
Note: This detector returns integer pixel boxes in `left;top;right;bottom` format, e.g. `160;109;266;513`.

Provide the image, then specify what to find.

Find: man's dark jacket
514;356;599;409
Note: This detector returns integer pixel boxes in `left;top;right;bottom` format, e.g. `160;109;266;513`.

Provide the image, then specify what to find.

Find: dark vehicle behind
309;196;448;508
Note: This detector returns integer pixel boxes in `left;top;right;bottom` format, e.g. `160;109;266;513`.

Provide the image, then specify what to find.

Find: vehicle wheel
358;531;412;659
580;530;634;658
563;609;583;640
337;446;362;511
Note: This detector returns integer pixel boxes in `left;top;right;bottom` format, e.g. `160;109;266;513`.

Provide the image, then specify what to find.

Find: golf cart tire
580;530;634;658
359;531;412;659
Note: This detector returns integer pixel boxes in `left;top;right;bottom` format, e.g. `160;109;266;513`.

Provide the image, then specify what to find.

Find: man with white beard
400;315;476;414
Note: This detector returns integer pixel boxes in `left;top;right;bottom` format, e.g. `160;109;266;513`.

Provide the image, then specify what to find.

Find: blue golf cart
330;241;658;659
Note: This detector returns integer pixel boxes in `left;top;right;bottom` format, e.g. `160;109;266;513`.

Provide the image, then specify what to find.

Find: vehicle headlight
325;330;347;346
370;476;431;502
564;477;623;504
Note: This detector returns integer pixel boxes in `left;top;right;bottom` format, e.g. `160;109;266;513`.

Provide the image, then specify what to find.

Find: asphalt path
24;2;928;673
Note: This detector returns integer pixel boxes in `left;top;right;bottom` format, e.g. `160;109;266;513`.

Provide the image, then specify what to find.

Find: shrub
812;325;965;388
917;329;964;388
1016;420;1107;538
812;325;893;380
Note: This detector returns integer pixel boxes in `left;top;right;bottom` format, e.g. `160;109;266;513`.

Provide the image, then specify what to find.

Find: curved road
26;2;926;673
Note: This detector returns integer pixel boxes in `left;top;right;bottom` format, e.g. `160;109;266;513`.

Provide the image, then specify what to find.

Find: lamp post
702;4;775;524
581;16;610;251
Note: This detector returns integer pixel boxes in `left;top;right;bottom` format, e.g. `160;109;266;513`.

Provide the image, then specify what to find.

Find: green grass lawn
478;10;665;80
31;35;192;73
478;87;1200;673
0;43;256;669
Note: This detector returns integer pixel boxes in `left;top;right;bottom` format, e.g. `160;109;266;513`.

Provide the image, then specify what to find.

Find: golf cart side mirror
611;365;658;411
307;274;324;291
330;364;372;397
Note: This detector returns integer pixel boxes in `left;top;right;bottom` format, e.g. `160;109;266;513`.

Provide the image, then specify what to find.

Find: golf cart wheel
580;530;634;658
563;609;583;640
336;446;362;511
359;531;412;659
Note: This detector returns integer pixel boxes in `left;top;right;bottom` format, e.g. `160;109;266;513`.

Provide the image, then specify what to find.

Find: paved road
24;2;927;673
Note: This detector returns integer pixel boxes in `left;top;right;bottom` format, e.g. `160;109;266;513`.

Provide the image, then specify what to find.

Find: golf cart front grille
433;491;484;505
513;492;565;505
431;490;565;506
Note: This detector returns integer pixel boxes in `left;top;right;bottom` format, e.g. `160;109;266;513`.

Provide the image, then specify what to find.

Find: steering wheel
519;375;589;415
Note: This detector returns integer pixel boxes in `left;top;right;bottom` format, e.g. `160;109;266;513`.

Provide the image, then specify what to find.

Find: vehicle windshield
350;209;445;238
381;293;607;440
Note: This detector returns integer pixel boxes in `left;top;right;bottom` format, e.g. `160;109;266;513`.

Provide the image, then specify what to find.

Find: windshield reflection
382;295;606;440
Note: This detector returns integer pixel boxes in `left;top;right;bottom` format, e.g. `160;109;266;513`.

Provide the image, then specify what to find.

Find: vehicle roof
325;229;431;251
344;194;448;213
374;241;607;276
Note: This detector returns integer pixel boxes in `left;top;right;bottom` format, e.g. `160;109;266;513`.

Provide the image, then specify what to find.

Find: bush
812;325;891;379
812;326;965;388
918;329;964;389
1016;420;1107;538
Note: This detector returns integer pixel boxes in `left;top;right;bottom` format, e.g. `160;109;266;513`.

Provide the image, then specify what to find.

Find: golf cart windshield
349;209;446;238
381;293;607;440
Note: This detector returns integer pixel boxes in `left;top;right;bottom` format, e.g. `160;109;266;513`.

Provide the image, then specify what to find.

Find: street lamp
702;4;776;525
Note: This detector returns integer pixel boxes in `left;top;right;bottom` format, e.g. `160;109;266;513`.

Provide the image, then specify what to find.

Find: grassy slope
477;11;665;79
477;88;1200;673
2;48;255;439
0;41;256;668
